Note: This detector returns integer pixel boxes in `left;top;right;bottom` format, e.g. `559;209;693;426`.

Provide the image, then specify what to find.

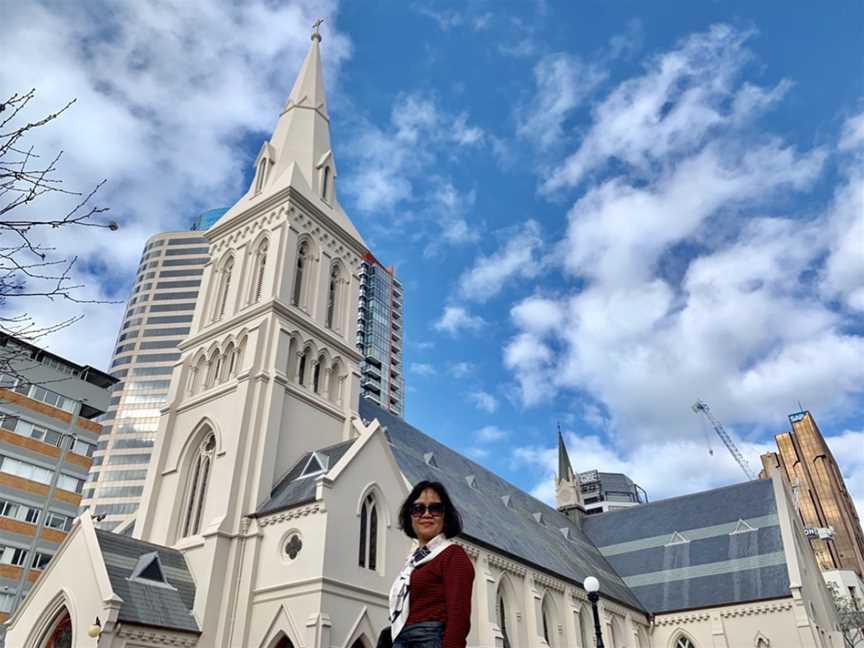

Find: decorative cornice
115;626;199;646
719;599;793;619
453;539;481;560
654;611;712;627
258;502;324;527
488;552;528;576
534;572;566;593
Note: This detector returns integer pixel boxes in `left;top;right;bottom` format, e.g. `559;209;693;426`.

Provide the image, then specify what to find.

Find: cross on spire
312;18;324;41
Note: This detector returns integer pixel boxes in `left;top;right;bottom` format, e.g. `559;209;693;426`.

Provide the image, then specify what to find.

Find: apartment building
0;334;115;620
356;254;404;416
79;230;209;531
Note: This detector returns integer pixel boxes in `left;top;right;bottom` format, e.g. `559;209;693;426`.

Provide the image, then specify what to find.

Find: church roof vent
300;452;329;478
465;474;478;488
501;494;512;508
665;531;690;546
128;551;174;589
730;518;757;535
423;452;438;467
532;512;544;525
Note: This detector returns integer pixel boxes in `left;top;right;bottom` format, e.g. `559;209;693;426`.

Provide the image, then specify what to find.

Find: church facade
4;31;843;648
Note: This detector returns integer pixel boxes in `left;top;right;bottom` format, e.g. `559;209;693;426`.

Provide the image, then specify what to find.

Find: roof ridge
95;528;185;556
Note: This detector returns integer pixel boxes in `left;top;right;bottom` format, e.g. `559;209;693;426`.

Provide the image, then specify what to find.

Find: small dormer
252;141;275;195
316;150;335;204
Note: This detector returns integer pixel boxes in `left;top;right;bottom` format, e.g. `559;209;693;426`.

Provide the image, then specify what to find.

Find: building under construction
761;410;864;578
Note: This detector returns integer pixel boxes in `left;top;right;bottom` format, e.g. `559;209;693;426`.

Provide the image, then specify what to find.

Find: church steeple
216;23;364;245
555;425;584;515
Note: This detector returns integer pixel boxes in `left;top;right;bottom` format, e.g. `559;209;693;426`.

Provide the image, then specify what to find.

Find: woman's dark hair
398;480;463;539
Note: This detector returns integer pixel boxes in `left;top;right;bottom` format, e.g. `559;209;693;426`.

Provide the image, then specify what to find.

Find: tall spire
557;424;574;483
217;21;364;245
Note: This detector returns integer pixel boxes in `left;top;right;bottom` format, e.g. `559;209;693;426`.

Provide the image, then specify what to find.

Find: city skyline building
356;254;404;417
761;410;864;578
579;469;649;515
0;334;115;620
79;230;209;530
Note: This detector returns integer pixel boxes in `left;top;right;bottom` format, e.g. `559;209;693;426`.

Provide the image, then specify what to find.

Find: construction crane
692;400;756;480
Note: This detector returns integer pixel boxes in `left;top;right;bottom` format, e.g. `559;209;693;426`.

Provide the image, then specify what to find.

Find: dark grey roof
94;529;200;633
582;479;790;613
596;472;637;492
360;400;645;611
255;439;355;516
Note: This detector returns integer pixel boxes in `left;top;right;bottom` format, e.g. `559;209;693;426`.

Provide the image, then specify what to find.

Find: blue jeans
393;622;444;648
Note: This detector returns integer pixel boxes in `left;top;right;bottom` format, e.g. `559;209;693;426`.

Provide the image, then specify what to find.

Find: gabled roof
360;400;644;610
255;439;356;516
94;529;199;633
582;479;789;613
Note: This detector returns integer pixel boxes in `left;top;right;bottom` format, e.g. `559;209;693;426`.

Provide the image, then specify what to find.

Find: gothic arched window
215;257;234;319
181;433;216;537
325;263;342;330
328;359;344;404
254;157;268;194
322;166;330;201
313;355;325;393
251;238;269;303
675;636;696;648
222;343;236;380
297;348;312;386
541;596;553;646
292;241;310;307
579;604;593;648
358;493;378;570
39;607;72;648
496;585;512;648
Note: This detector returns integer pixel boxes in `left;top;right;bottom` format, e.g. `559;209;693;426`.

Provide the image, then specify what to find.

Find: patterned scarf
388;533;453;640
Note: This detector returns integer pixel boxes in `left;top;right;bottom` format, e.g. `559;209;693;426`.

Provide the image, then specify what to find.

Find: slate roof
360;400;645;610
94;529;200;633
255;439;355;516
581;479;790;613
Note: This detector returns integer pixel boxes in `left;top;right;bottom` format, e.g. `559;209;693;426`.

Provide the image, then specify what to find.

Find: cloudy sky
3;1;863;515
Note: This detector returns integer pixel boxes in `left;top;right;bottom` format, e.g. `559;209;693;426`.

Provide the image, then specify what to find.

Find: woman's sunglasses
410;502;445;517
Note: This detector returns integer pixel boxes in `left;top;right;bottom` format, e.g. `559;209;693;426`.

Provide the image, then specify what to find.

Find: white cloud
415;7;464;31
468;391;499;414
0;0;349;366
517;53;607;150
410;362;437;377
433;306;485;336
839;111;864;151
543;24;787;192
449;362;475;378
503;23;863;445
457;221;543;302
476;424;508;442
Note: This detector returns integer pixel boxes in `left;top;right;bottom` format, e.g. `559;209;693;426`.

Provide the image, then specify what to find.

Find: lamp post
584;576;605;648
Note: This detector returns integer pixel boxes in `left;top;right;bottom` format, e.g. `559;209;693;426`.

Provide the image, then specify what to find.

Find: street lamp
584;576;605;648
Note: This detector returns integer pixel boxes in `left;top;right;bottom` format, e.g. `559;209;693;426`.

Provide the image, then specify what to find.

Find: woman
388;480;474;648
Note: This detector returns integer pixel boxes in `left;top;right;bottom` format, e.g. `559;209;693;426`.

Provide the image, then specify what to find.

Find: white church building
4;29;843;648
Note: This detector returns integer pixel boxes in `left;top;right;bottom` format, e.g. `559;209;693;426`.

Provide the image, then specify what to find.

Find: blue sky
3;1;863;512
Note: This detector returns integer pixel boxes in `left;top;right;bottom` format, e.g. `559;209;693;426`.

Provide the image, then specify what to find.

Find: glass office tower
79;230;209;530
356;254;404;417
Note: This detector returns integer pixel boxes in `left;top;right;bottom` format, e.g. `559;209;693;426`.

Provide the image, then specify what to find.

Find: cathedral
5;30;843;648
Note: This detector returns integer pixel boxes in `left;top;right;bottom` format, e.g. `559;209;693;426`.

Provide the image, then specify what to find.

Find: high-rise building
356;254;404;416
578;469;648;515
79;230;209;530
0;334;115;619
760;410;864;577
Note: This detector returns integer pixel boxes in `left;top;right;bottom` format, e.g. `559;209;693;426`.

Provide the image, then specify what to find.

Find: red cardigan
404;544;475;648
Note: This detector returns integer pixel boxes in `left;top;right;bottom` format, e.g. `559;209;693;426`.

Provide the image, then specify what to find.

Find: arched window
322;166;330;201
541;595;554;646
297;348;311;386
39;607;72;648
255;157;268;194
205;351;221;388
181;433;216;537
674;636;696;648
251;238;269;303
325;263;342;330
313;355;325;393
292;241;309;307
328;359;344;404
222;344;236;380
496;585;512;648
756;639;769;648
358;493;377;570
579;605;593;648
274;636;295;648
215;257;234;319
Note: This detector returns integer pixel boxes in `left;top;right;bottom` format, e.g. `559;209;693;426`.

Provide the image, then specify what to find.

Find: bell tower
133;28;368;638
